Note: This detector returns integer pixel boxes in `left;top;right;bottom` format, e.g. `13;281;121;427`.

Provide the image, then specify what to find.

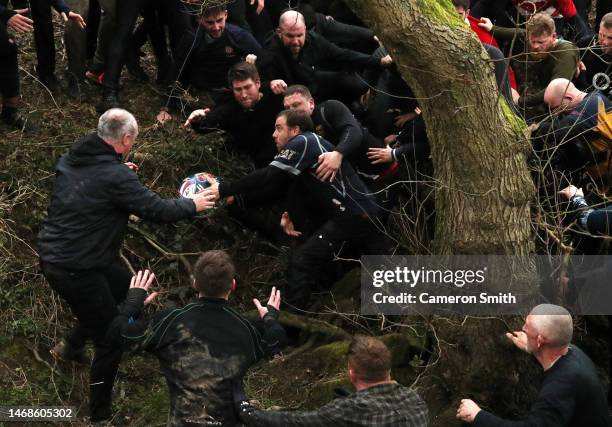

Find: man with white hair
37;108;215;422
457;304;611;426
259;10;392;103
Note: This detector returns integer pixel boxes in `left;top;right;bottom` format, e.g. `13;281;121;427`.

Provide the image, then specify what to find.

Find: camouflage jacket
109;288;286;426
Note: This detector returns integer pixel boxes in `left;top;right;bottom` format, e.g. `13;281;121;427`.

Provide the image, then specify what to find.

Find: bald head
544;78;584;110
278;11;307;56
528;304;573;348
279;10;306;29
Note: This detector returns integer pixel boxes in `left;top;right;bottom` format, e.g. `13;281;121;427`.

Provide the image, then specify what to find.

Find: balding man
259;10;392;103
457;304;611;426
532;78;612;181
38;108;215;423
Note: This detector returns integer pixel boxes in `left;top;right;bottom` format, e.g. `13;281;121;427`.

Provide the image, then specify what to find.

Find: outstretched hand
201;173;220;202
7;11;33;32
130;270;158;305
559;185;583;201
61;11;86;29
253;286;281;318
506;331;529;353
280;212;302;237
456;399;481;423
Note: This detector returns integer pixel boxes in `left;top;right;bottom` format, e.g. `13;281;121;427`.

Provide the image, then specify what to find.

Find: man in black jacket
282;84;388;181
107;250;286;426
156;5;262;123
38;108;215;422
184;61;281;169
203;109;388;311
259;10;392;103
457;304;611;427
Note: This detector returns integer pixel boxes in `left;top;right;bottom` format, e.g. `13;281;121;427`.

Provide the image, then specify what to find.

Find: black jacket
259;31;381;89
38;133;195;270
474;346;611;427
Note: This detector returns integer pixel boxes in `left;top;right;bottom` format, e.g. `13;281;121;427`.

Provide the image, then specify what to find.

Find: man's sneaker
96;89;121;114
50;340;89;365
86;70;105;86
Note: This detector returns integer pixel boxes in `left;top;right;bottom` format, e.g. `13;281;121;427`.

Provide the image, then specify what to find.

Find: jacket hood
66;133;122;167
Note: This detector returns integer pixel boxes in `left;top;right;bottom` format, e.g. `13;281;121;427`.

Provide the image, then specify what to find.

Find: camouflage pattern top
109;289;286;426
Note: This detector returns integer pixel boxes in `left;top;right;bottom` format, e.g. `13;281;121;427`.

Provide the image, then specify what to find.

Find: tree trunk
343;1;540;425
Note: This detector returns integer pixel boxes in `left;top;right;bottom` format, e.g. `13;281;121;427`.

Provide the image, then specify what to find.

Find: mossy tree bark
343;1;540;425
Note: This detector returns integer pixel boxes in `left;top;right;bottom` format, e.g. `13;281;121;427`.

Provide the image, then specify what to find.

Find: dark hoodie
38;133;195;270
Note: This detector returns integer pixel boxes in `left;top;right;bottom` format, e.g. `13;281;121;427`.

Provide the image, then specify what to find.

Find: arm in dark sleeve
535;110;593;146
473;375;576;427
219;166;288;208
320;100;363;157
253;307;286;358
565;13;591;40
316;33;380;70
231;24;262;54
491;26;526;42
50;0;70;14
191;102;236;135
0;5;16;24
110;169;196;222
586;209;612;235
106;288;176;353
242;398;343;427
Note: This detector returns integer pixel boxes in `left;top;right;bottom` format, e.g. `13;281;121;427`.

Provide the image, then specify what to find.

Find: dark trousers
285;214;388;311
130;1;171;79
41;260;131;421
29;0;56;78
104;0;191;91
0;22;19;99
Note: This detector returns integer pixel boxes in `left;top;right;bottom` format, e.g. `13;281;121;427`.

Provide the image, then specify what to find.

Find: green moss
500;97;527;135
311;341;351;375
309;377;352;407
417;0;464;28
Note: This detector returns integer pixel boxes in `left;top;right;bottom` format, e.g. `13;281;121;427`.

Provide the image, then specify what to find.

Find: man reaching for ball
37;109;215;423
203;109;390;312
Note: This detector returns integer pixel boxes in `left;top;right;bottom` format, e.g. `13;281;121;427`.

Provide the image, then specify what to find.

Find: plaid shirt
244;382;429;426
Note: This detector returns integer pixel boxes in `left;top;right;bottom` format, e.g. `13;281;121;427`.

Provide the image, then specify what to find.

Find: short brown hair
526;13;555;37
347;335;391;383
193;250;235;297
284;84;313;100
602;12;612;29
202;5;227;17
228;61;260;87
278;109;314;132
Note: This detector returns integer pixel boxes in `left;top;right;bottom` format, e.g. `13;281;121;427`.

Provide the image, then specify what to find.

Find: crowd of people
1;0;607;424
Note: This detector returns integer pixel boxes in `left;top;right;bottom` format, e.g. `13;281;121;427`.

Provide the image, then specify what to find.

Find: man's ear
230;278;236;292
